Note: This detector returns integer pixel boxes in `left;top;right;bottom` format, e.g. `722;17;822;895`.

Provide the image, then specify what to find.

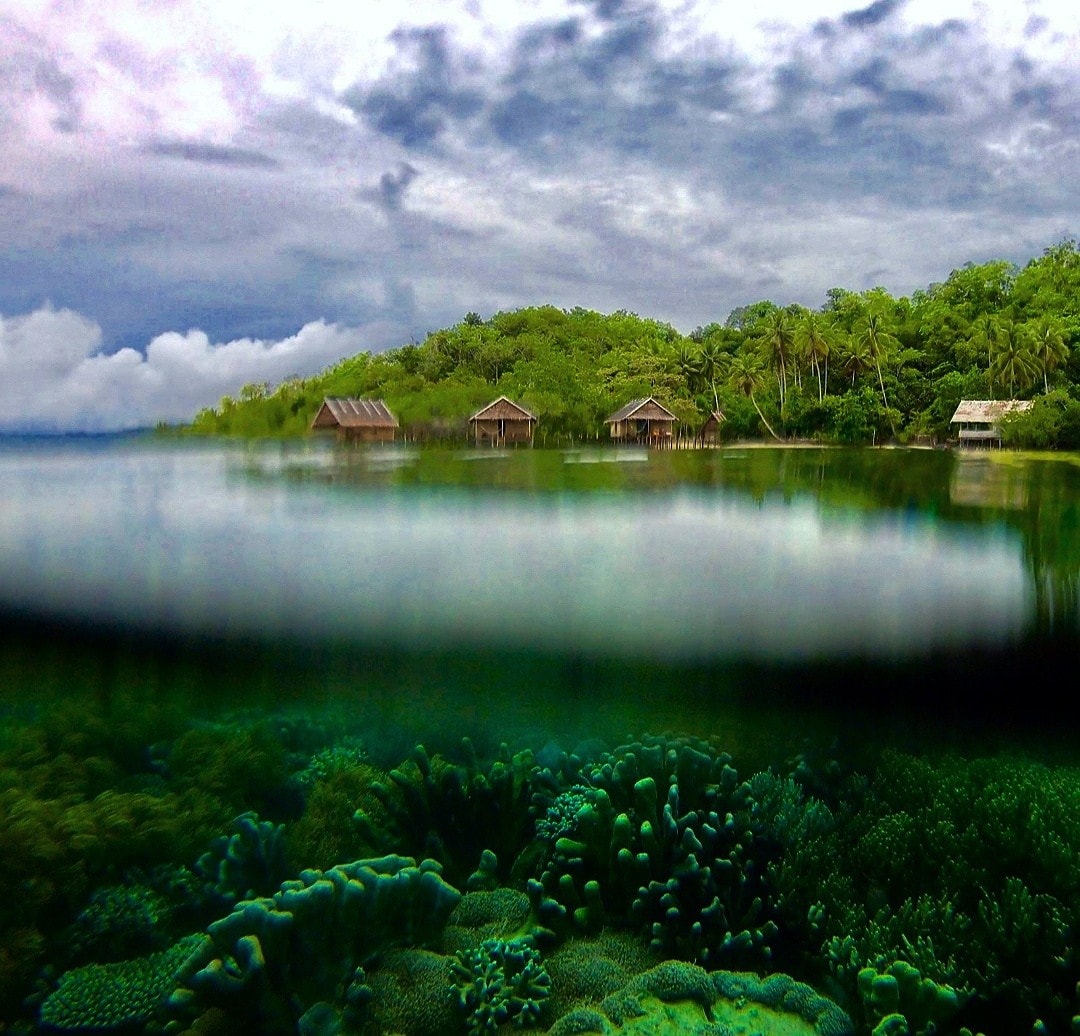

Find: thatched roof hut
950;399;1032;447
606;397;677;447
697;410;726;446
469;396;537;446
311;397;399;442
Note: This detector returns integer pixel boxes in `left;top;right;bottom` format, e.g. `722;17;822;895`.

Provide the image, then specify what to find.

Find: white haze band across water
0;441;1029;661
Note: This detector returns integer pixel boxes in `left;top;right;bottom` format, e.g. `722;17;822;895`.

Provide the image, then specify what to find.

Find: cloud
145;140;280;168
0;305;372;432
373;162;420;210
340;25;484;149
841;0;904;31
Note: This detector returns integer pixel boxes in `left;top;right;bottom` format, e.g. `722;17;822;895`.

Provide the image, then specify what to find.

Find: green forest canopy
185;239;1080;448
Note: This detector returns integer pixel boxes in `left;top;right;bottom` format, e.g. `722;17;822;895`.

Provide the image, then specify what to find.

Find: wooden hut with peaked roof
606;397;677;447
311;397;399;442
950;399;1033;448
696;410;726;447
469;396;537;446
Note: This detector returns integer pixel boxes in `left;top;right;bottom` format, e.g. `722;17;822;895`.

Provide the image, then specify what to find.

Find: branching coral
451;938;552;1034
194;811;290;909
521;734;826;970
353;739;537;888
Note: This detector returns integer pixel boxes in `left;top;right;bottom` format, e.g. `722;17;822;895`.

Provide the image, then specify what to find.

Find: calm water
3;437;1080;1033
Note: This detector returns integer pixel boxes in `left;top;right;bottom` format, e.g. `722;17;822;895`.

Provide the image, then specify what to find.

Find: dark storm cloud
841;0;905;30
34;59;81;133
575;16;658;82
490;90;582;146
145;141;280;168
340;26;483;149
375;163;420;210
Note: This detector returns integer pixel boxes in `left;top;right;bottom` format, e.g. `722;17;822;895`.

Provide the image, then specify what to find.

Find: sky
1;0;1078;431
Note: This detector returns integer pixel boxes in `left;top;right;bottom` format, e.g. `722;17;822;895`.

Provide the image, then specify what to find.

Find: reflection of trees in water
710;448;1080;640
956;456;1080;636
1016;464;1080;636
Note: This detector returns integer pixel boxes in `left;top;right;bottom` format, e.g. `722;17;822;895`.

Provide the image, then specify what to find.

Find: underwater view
2;438;1080;1036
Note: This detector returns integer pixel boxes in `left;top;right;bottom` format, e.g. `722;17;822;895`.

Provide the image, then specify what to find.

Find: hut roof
470;396;537;422
606;397;677;423
949;399;1033;424
312;397;399;428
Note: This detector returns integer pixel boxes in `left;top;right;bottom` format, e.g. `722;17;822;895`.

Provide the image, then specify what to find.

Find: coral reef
65;882;171;965
523;734;830;970
39;933;209;1032
544;962;854;1036
451;938;552;1034
166;855;462;1031
353;739;538;888
194;811;290;909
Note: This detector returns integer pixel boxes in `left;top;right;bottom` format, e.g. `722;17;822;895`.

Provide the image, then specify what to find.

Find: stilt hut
606;397;677;448
469;396;537;446
310;397;399;442
696;410;726;446
949;400;1032;448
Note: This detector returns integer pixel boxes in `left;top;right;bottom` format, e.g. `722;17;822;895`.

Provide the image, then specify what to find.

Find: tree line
185;239;1080;448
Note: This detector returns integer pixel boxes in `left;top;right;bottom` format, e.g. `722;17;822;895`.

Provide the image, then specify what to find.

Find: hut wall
609;419;673;445
473;418;533;445
341;425;396;443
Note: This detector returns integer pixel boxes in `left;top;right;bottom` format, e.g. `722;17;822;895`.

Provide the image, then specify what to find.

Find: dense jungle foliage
186;240;1080;448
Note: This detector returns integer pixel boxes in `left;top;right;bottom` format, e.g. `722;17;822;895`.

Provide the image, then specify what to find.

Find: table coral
39;933;209;1032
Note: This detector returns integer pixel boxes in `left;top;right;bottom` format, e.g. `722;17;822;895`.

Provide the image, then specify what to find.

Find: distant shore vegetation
185;240;1080;449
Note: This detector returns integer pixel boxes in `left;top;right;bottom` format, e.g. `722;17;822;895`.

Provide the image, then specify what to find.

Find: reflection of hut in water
696;410;726;446
606;397;677;448
950;400;1033;448
950;456;1030;510
311;398;399;442
469;396;537;446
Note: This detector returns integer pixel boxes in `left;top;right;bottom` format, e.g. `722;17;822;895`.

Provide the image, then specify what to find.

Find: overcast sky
2;0;1078;430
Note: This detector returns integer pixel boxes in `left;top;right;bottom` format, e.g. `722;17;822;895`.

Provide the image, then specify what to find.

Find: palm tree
1027;315;1070;393
855;310;900;434
754;309;796;410
697;340;727;414
675;343;703;394
990;319;1038;398
727;352;782;441
836;333;871;387
795;311;832;401
970;313;1000;396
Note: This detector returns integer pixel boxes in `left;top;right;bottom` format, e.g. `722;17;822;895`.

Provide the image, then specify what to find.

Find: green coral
858;961;968;1036
811;750;1080;1031
523;735;820;968
451;938;552;1034
194;811;290;908
544;962;853;1036
39;933;209;1031
354;739;537;888
66;882;171;964
357;948;458;1035
168;855;461;1030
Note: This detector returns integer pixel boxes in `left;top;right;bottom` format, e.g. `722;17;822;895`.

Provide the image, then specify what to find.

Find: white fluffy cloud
0;305;370;432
